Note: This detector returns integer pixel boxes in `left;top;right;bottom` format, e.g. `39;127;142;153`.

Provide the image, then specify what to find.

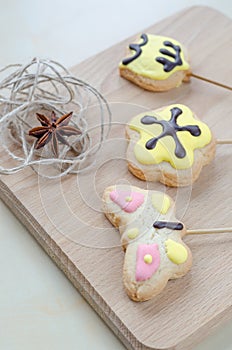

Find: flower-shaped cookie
103;185;192;301
119;33;190;91
126;104;216;187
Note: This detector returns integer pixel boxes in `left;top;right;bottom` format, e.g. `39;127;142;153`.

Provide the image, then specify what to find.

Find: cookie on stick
126;103;217;187
119;33;232;91
103;185;232;301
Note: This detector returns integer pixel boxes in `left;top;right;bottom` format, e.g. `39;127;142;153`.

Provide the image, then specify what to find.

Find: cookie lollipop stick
189;72;232;91
127;103;232;187
103;185;231;301
154;221;232;235
187;227;232;235
216;139;232;145
119;33;232;92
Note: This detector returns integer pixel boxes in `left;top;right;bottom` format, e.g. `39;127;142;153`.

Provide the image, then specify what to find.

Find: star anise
29;111;81;157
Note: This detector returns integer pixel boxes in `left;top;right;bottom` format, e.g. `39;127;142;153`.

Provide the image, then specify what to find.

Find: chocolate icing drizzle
153;221;184;230
141;107;201;159
122;33;148;65
156;41;183;72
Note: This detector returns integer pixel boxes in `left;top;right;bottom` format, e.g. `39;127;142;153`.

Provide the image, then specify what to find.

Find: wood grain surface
1;6;232;350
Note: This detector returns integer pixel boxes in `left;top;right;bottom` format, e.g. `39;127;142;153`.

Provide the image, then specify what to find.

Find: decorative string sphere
0;58;111;178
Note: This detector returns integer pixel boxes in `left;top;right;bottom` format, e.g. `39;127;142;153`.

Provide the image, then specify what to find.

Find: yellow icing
125;196;132;202
119;34;189;80
129;104;212;170
144;254;153;264
165;239;188;265
127;228;139;240
152;192;170;214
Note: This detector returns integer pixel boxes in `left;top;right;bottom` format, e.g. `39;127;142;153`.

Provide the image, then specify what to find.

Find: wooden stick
216;139;232;145
190;72;232;91
187;227;232;235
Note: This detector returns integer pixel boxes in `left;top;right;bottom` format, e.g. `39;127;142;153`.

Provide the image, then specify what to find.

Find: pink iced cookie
103;185;192;301
110;190;144;213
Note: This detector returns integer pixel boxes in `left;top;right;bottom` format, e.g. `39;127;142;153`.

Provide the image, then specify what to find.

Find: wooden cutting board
1;6;232;350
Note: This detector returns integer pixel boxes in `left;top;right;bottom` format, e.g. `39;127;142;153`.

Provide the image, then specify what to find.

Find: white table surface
0;1;232;349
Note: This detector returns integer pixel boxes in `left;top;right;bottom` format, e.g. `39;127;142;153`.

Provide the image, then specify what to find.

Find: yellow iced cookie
119;33;191;91
126;104;216;186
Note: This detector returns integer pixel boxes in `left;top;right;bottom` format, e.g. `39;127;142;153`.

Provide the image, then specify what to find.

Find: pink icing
135;244;160;281
110;190;144;213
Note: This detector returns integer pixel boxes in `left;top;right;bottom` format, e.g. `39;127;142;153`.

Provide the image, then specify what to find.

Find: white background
0;1;232;349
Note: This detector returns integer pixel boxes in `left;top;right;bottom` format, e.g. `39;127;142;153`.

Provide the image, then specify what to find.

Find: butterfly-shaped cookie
103;185;192;301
